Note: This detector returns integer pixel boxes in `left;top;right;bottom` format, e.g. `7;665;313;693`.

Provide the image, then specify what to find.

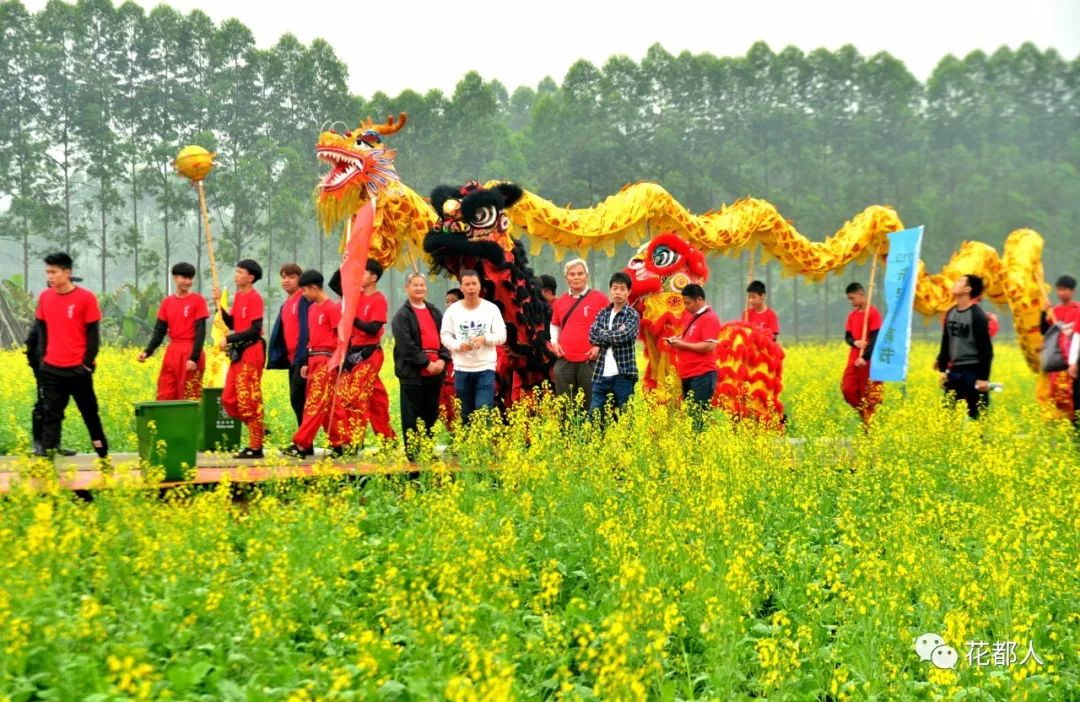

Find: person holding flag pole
173;146;231;390
176;145;267;458
870;226;924;403
840;249;884;428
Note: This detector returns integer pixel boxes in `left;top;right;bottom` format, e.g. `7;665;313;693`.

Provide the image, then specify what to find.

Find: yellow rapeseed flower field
0;342;1075;700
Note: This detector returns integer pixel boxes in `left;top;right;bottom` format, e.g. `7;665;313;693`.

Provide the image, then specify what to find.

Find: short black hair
680;283;706;300
237;259;263;283
609;271;632;289
845;282;864;295
540;274;557;294
446;288;464;301
962;273;984;299
299;269;323;288
747;280;766;295
1056;275;1077;290
460;269;480;282
171;262;196;278
365;259;384;280
44;252;73;270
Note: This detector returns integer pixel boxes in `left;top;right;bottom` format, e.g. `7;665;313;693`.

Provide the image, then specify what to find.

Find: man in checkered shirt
588;271;640;419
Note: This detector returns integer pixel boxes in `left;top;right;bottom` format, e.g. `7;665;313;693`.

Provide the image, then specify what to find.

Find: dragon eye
471;205;498;229
652;245;678;268
356;130;380;148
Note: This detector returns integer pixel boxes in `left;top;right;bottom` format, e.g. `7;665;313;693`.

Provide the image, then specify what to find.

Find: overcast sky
21;0;1080;97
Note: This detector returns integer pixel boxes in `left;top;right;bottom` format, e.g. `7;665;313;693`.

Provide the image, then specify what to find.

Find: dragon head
314;112;406;234
624;231;709;303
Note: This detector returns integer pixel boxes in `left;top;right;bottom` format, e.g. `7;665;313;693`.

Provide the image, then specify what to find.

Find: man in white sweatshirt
440;269;507;424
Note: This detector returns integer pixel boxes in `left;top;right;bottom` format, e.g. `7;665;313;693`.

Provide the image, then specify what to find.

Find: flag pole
197;180;219;293
861;241;881;344
328;215;352;441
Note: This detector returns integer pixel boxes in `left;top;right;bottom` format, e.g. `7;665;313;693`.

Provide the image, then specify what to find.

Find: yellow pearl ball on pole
173;145;216;182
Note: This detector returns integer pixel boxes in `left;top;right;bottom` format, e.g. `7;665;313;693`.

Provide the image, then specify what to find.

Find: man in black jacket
392;271;451;460
935;273;994;419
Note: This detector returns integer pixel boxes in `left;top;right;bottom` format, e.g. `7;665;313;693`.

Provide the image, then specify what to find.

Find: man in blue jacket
267;263;311;427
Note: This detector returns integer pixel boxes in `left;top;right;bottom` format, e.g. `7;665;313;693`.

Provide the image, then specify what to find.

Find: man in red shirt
267;263;310;427
1040;275;1079;418
550;258;608;410
213;259;266;459
138;262;209;401
667;284;721;428
33;252;109;460
283;270;341;457
841;282;883;427
332;259;396;453
392;271;452;460
744;280;780;340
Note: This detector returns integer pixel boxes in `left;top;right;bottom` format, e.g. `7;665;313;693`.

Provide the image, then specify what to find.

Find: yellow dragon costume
312;114;1056;418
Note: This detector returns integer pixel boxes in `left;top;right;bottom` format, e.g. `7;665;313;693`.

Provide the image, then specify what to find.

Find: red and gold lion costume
625;232;785;425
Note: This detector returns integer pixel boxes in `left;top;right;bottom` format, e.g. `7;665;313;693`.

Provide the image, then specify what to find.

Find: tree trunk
99;176;108;292
62;141;72;252
816;273;825;339
792;276;799;343
265;196;273;297
131;158;139;291
22;213;30;292
163;174;171;294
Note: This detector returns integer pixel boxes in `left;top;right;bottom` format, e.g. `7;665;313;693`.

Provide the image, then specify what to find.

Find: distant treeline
1;0;1077;338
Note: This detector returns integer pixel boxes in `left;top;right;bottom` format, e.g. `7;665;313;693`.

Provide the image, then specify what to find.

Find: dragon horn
359;112;408;136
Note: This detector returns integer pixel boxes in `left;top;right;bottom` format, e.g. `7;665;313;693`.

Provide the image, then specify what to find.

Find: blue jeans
455;369;496;425
682;371;717;429
589;374;635;421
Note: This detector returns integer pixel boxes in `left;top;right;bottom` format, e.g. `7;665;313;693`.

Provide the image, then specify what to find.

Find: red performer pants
841;362;883;424
156;341;205;401
291;355;339;449
439;366;457;429
223;352;264;449
1048;370;1074;419
331;347;396;448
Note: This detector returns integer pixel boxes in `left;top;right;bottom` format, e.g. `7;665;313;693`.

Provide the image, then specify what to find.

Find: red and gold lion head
624;232;709;303
623;232;708;343
622;231;785;427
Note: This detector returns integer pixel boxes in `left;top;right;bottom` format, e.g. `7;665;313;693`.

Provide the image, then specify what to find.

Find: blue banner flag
870;226;925;382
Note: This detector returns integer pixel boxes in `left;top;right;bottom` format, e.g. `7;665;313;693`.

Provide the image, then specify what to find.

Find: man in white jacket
440;269;507;424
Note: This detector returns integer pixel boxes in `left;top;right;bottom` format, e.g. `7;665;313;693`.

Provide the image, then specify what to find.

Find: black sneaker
234;447;264;459
328;445;346;459
59;447;77;457
281;443;312;458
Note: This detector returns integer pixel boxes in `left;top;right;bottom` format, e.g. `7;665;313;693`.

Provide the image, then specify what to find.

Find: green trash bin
200;387;242;452
134;400;199;481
